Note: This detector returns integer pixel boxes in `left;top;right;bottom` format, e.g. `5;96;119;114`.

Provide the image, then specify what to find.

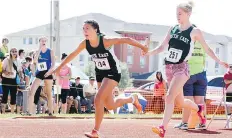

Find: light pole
53;0;60;61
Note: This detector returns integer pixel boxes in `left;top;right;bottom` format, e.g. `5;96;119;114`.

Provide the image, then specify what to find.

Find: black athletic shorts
226;93;232;102
36;70;53;80
55;89;70;104
34;86;42;105
96;72;121;83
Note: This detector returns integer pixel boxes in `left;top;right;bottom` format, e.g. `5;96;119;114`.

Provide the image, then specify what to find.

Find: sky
0;0;231;40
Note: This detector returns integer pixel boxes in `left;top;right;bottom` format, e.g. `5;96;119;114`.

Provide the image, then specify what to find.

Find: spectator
1;47;23;114
67;82;78;113
57;53;72;114
75;77;91;113
34;82;44;114
37;87;48;114
18;49;25;63
224;64;232;115
0;38;9;57
112;87;120;97
152;71;166;114
83;76;97;105
16;78;26;114
112;87;120;114
23;57;33;86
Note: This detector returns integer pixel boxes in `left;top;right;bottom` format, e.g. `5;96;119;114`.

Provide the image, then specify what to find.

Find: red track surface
0;118;231;138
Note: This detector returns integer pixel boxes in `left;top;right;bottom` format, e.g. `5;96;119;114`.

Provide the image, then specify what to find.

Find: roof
5;13;232;43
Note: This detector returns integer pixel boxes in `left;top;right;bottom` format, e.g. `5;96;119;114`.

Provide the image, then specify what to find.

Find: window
127;55;133;64
215;48;219;54
23;38;27;44
140;56;146;67
35;38;38;44
29;38;33;44
215;62;219;68
79;55;84;62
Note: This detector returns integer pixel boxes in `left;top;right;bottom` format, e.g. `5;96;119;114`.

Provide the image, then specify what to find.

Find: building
5;13;232;76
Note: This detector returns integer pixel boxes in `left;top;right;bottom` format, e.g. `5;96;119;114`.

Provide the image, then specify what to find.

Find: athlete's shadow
185;129;221;134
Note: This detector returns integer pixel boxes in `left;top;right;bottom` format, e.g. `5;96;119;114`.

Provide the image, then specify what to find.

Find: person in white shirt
83;76;97;105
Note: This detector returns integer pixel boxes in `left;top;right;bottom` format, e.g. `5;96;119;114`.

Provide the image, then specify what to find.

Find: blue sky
0;0;231;40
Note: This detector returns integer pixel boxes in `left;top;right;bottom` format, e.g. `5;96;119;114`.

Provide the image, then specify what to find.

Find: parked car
125;75;224;95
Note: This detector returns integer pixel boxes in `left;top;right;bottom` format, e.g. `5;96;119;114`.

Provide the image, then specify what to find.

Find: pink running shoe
84;129;99;138
197;104;206;125
152;126;166;138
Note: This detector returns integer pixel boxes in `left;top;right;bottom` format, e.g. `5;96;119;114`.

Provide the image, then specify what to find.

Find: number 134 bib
166;48;183;63
93;58;110;70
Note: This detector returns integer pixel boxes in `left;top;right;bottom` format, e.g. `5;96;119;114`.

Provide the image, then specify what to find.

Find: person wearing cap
75;77;92;113
83;76;97;106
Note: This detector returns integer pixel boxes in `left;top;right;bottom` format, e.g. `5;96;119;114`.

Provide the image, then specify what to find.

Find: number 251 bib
37;62;47;71
93;58;110;70
166;48;183;63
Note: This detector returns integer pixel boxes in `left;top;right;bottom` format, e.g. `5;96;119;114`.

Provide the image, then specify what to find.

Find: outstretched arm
103;37;148;52
147;27;172;56
55;40;86;72
193;28;228;68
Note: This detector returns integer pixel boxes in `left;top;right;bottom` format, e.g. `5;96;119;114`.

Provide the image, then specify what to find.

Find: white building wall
7;35;90;71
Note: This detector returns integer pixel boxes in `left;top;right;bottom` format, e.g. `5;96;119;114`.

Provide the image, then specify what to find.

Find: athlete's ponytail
84;20;105;36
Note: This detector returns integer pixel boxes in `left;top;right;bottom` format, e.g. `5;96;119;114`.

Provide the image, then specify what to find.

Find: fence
122;87;231;117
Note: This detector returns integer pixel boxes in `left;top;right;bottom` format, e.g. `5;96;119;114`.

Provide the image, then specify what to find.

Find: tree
118;62;132;88
85;61;96;77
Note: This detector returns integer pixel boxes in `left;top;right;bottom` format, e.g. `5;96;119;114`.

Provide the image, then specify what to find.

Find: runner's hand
141;37;150;55
219;61;229;68
44;69;53;77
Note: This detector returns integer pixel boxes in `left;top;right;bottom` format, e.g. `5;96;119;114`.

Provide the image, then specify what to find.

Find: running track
0;118;231;138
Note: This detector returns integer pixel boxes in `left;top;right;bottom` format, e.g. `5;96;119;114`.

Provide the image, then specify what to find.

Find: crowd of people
0;37;103;115
0;1;231;137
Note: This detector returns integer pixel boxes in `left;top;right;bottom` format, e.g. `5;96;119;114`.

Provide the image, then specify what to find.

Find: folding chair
224;85;232;128
207;84;232;129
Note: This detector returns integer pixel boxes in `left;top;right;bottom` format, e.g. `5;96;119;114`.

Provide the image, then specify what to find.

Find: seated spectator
67;82;78;113
37;87;48;114
113;87;120;97
75;77;92;113
34;82;44;114
83;76;97;105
